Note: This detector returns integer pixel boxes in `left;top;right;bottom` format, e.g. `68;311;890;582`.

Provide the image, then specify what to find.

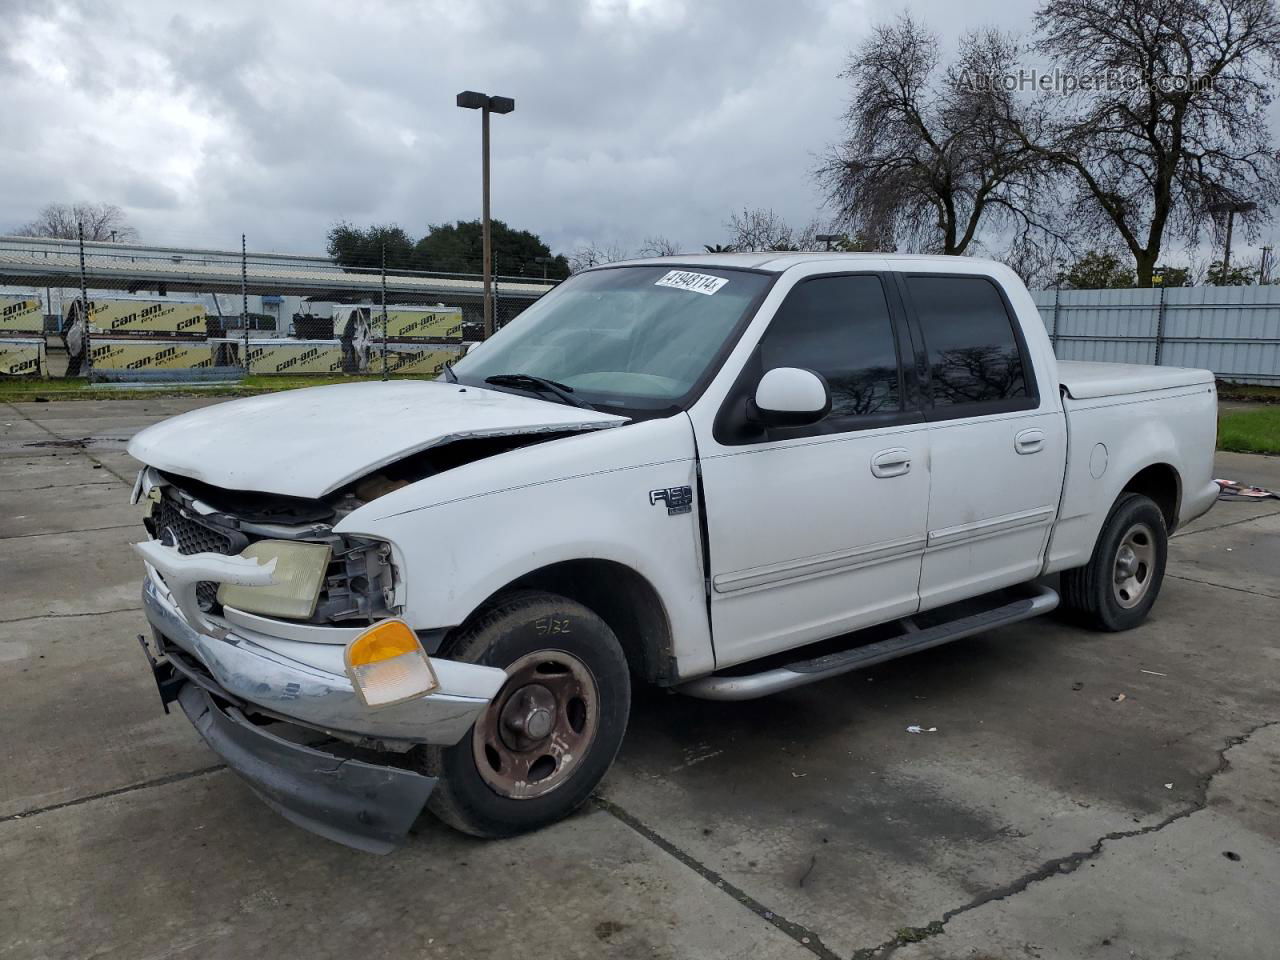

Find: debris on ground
1215;478;1280;501
906;725;938;734
1140;669;1168;677
1112;693;1127;702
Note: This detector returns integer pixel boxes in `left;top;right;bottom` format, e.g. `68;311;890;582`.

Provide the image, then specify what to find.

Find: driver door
693;272;931;669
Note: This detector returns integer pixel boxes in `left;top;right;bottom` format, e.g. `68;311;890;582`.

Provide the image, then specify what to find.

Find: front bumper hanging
135;546;505;852
142;630;437;854
175;680;437;854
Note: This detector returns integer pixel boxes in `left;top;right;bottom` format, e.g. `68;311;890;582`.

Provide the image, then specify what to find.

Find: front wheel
1060;492;1168;631
416;591;630;838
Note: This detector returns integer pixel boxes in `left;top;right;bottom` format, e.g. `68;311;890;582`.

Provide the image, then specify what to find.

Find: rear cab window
903;274;1038;418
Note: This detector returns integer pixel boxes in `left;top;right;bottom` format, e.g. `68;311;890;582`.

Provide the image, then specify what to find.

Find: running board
679;584;1059;701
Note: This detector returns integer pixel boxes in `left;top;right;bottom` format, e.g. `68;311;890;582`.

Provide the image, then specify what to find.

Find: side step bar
679;584;1060;701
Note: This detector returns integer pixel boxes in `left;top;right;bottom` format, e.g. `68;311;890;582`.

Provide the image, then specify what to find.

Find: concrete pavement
1;397;1277;960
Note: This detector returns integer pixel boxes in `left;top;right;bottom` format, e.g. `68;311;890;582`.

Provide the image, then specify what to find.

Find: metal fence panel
1159;286;1280;385
1029;285;1280;385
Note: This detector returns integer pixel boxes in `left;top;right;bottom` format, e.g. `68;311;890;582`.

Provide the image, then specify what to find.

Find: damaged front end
131;467;506;852
136;468;401;631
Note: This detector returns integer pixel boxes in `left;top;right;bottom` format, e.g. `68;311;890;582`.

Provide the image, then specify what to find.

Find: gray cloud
12;0;1262;264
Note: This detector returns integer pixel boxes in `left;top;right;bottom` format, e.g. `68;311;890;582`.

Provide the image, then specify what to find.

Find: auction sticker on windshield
654;270;728;295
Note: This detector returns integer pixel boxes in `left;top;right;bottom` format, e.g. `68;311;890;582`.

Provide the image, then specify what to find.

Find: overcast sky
2;0;1275;263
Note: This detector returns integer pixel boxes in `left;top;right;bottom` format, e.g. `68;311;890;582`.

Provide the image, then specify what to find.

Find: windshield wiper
483;373;595;410
442;361;458;384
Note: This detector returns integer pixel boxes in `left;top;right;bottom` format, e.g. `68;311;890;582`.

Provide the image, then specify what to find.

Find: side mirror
750;367;831;427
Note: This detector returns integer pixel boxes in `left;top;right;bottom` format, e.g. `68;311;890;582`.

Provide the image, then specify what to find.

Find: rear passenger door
899;273;1066;610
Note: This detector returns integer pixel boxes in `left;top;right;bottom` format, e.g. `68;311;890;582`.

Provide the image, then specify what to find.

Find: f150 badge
649;486;693;516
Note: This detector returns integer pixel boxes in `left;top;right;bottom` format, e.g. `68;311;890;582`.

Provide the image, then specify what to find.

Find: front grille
149;499;244;609
152;499;236;555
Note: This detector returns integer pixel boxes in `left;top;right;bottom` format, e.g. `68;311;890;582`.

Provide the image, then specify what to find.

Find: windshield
451;265;771;410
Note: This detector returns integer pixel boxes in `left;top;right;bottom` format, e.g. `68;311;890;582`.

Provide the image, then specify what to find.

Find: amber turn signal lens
344;619;439;708
347;619;418;665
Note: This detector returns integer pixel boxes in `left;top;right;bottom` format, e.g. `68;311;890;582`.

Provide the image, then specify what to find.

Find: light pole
1206;200;1257;283
534;255;553;280
815;233;845;252
457;90;515;338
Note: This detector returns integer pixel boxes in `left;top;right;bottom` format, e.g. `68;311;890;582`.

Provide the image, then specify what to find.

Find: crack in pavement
0;765;226;825
1167;573;1279;601
8;770;838;960
0;522;138;542
1172;506;1280;538
0;479;120;492
0;606;139;625
594;796;840;960
850;719;1280;960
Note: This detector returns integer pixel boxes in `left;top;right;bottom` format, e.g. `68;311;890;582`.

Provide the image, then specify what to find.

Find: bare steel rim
472;650;599;800
1113;521;1157;609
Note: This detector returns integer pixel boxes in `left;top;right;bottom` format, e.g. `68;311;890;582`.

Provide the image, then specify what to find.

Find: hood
127;380;626;499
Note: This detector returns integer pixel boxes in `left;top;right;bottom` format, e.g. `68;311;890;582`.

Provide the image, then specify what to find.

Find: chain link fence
0;233;557;383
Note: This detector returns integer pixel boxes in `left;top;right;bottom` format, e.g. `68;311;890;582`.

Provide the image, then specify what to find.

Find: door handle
871;448;911;478
1015;429;1045;455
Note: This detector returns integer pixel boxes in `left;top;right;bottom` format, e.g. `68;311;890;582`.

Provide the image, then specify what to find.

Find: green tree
1152;266;1189;288
414;220;569;279
326;222;417;270
835;234;884;252
1059;250;1135;289
1206;261;1255;286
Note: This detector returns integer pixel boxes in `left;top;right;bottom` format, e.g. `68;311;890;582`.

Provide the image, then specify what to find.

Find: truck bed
1045;361;1218;575
1058;360;1215;400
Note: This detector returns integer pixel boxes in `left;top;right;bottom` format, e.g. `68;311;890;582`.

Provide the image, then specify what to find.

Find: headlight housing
216;540;332;620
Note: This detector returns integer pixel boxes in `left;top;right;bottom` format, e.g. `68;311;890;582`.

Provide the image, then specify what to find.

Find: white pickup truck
129;253;1218;852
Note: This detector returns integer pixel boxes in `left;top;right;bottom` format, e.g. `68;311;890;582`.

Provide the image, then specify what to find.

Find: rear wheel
1060;492;1168;631
417;591;630;838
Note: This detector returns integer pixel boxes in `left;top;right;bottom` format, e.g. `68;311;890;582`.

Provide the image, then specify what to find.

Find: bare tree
725;208;799;251
818;16;1053;256
792;219;825;252
997;234;1072;289
568;241;629;273
14;202;139;242
637;235;683;257
1029;0;1280;286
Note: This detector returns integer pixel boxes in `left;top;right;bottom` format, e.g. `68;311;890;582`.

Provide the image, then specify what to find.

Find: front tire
417;591;630;838
1060;492;1168;631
